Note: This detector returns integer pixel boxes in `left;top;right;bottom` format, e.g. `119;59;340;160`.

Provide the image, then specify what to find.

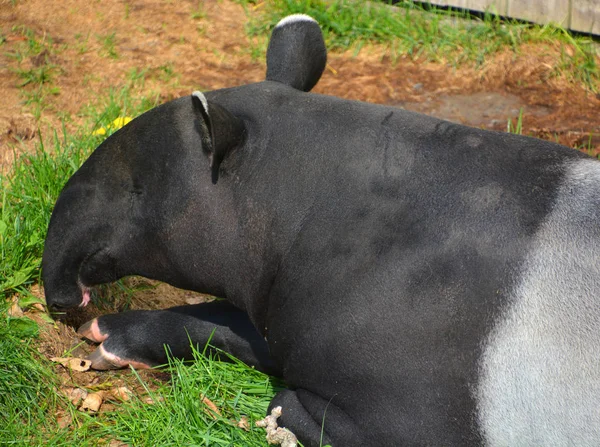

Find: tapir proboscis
43;14;600;446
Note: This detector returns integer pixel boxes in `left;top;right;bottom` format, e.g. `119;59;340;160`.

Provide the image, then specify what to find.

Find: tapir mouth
46;278;92;311
73;246;109;308
77;280;92;307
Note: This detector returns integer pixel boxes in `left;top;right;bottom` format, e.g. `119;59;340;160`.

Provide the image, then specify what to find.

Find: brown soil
1;0;599;419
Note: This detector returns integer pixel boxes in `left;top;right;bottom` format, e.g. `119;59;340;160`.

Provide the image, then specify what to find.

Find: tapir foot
77;318;107;343
77;319;152;369
77;301;280;375
269;389;365;447
84;343;152;370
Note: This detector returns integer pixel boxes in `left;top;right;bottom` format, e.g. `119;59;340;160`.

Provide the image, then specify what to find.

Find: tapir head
42;93;245;309
42;14;326;310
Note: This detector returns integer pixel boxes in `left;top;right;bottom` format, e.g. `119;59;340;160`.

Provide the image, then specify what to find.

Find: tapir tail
266;14;327;92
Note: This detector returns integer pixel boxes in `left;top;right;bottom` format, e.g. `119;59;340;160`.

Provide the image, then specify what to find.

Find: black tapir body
43;14;600;446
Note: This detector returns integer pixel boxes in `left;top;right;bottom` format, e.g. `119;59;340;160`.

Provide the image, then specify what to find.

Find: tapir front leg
77;301;280;376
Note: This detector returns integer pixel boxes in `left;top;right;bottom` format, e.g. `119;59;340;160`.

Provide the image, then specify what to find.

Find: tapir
42;14;600;446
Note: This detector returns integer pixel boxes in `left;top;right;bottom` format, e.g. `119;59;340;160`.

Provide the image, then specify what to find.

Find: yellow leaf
51;357;92;372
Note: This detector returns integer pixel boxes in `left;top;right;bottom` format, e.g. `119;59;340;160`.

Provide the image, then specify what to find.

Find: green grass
5;26;64;119
102;349;282;446
0;303;280;445
16;64;57;87
240;0;599;91
155;62;181;85
5;26;58;84
507;108;524;135
74;32;91;54
6;26;51;62
0;127;80;296
0;306;62;444
191;1;207;20
97;32;119;59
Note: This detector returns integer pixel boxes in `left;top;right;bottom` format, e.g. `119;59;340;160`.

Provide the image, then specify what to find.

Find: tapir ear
266;14;327;92
191;91;245;184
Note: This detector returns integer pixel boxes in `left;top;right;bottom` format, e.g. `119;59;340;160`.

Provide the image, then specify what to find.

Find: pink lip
80;286;91;307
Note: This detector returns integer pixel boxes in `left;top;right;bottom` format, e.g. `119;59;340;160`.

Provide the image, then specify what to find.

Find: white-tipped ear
190;93;246;185
275;14;318;28
266;14;326;92
192;91;209;115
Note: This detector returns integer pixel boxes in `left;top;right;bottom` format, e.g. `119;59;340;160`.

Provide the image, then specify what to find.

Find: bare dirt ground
1;0;599;419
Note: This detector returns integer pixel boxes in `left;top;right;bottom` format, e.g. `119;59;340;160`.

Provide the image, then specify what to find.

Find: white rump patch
275;14;317;28
478;159;600;445
192;91;209;114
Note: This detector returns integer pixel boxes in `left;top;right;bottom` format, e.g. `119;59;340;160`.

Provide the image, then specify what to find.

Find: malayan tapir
42;14;600;446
